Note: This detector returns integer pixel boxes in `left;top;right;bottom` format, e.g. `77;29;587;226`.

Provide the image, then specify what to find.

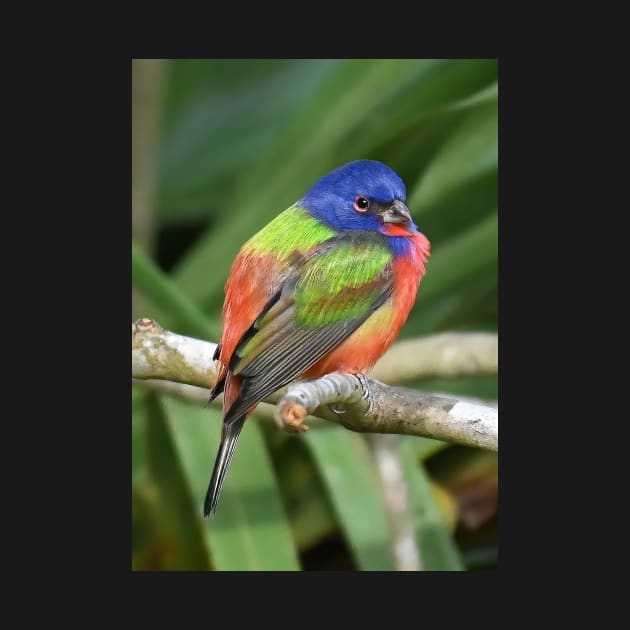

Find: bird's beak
381;199;412;224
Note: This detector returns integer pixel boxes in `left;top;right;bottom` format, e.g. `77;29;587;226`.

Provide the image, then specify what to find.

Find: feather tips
221;233;395;419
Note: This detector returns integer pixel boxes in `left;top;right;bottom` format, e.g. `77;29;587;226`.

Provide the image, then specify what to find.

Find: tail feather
203;415;246;517
207;377;225;405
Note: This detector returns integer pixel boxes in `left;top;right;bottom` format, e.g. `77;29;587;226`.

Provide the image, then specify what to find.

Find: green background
132;58;498;570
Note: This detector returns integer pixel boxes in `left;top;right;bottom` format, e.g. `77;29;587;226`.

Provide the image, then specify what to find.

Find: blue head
298;160;418;234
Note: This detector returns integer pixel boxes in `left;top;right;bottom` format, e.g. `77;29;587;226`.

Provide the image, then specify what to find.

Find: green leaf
408;99;498;214
403;262;497;337
414;170;498;245
411;436;451;461
157;60;339;217
356;62;498;160
132;481;169;571
399;441;465;570
132;387;149;482
304;427;395;570
132;384;147;413
273;439;337;551
145;394;212;570
132;243;220;339
415;211;498;306
158;397;300;570
415;374;498;401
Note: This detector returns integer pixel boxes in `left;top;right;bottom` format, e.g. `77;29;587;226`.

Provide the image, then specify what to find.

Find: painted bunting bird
205;160;430;516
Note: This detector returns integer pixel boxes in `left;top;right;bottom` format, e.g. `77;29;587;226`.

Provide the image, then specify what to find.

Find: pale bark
132;318;498;451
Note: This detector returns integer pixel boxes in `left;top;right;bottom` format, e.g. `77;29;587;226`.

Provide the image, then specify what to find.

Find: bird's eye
354;196;370;212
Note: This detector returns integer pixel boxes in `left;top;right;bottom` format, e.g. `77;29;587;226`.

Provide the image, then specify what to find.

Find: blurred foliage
132;59;498;571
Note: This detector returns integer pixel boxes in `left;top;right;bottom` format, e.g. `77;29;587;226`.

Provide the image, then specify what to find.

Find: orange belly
304;253;423;377
303;300;399;376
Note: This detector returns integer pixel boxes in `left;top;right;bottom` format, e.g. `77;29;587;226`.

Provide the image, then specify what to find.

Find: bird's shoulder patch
241;205;337;261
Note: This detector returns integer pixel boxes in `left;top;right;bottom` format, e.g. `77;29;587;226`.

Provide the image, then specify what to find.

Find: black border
22;49;574;604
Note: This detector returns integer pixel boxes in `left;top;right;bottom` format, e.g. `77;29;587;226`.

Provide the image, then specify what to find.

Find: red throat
382;224;415;237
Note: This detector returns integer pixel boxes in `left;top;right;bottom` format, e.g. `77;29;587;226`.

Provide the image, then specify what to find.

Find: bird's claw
355;374;374;415
328;403;347;415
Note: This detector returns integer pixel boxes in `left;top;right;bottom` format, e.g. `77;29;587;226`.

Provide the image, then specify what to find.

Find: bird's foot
355;373;374;415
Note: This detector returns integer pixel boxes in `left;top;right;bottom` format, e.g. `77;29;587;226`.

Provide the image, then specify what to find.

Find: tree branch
370;332;498;383
369;434;422;571
132;317;219;388
132;318;498;451
132;378;311;427
275;374;497;451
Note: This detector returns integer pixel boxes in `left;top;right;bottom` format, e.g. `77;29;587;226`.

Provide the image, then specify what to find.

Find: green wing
225;232;393;421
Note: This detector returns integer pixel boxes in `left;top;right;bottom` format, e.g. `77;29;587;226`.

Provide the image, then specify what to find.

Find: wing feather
223;232;394;422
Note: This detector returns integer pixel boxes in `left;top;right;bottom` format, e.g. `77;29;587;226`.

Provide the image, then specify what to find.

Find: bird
205;159;430;516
